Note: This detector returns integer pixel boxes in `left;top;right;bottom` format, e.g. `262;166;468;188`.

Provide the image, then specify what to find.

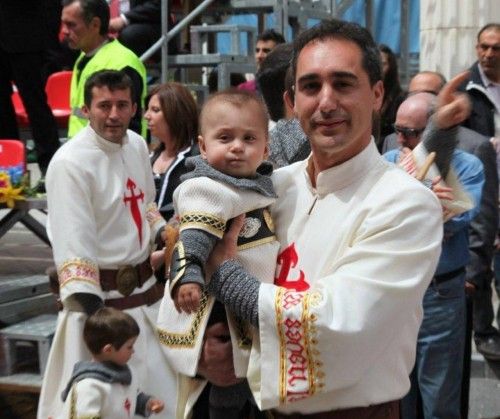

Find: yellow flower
0;171;25;208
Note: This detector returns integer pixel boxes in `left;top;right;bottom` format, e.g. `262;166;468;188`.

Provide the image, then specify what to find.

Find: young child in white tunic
157;90;279;418
59;307;164;418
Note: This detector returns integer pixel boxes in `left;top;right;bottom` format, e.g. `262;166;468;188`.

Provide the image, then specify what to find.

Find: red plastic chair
10;87;29;127
0;139;26;172
45;71;72;128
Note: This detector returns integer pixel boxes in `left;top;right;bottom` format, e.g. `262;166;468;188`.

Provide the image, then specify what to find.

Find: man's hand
465;281;477;297
109;16;126;33
150;249;165;271
431;176;454;221
197;322;242;387
434;71;471;129
206;215;245;279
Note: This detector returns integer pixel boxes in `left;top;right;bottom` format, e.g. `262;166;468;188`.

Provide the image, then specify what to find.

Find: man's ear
90;16;101;33
284;90;295;117
82;105;90;119
372;80;384;112
131;102;137;117
198;135;207;159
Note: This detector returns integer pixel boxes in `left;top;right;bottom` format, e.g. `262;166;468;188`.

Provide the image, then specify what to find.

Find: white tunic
248;141;443;413
157;177;279;380
38;126;176;419
58;377;142;419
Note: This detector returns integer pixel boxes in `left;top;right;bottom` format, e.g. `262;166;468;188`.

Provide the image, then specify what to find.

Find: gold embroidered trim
180;212;226;238
275;287;287;404
234;317;252;348
168;241;186;295
59;258;99;289
237;235;277;251
302;292;324;395
157;292;210;347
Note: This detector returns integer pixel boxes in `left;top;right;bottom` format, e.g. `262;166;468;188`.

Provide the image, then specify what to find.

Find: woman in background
377;44;406;150
145;82;199;277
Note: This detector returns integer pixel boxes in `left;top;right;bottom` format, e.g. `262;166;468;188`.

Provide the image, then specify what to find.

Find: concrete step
0;275;58;326
0;275;50;305
0;373;42;393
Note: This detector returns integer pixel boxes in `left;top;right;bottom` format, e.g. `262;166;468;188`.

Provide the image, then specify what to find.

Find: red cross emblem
123;177;144;246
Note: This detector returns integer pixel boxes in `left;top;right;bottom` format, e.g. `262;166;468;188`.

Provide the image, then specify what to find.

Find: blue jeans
401;272;466;419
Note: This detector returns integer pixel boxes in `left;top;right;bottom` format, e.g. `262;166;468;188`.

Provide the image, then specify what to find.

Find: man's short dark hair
290;19;382;87
257;29;286;45
256;43;293;121
83;307;140;355
84;70;133;107
477;23;500;41
62;0;110;35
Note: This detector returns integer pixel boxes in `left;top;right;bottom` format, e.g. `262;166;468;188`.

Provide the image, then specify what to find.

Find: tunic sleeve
46;156;103;305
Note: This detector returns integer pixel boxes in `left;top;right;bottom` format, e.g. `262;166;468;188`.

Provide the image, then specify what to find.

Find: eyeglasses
393;124;425;139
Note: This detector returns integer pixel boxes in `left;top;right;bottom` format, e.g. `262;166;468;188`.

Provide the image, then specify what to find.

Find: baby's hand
174;283;202;314
147;398;165;414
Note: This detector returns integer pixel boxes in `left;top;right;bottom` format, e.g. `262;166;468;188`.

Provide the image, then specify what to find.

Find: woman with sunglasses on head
145;82;199;277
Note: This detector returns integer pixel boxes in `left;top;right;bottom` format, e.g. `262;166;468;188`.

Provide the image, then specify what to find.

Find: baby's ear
198;135;207;159
263;141;270;160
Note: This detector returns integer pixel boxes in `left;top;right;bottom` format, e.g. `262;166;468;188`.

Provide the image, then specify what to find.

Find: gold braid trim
275;287;287;404
302;292;324;395
157;292;210;347
179;212;226;238
70;385;101;419
234;317;252;348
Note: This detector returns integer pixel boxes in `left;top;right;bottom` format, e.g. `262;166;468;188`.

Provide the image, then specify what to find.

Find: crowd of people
1;0;499;418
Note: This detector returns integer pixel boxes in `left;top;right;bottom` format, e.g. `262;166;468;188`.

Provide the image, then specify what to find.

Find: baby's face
199;101;269;178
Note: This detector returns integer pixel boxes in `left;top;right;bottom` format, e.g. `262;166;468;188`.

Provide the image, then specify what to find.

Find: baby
158;89;279;418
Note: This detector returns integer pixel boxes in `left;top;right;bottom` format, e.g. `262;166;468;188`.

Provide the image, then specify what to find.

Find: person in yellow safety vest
62;0;147;138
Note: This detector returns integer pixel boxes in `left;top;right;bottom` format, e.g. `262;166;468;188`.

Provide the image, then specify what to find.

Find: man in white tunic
191;20;471;418
38;70;176;419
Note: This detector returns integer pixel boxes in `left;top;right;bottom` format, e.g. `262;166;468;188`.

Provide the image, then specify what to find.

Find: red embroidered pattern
58;258;99;289
276;288;323;404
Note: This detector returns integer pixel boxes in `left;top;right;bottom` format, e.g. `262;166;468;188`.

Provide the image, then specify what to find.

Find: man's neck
83;36;108;56
479;62;500;85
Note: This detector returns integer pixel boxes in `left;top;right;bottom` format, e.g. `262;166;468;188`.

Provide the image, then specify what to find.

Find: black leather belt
433;267;466;285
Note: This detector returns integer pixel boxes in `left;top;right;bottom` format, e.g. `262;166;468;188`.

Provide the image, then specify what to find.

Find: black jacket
459;62;497;138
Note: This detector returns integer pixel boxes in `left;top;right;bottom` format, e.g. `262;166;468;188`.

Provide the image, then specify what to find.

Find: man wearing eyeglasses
384;92;484;419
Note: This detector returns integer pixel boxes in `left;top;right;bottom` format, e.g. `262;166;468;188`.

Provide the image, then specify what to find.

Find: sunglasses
393;124;425;139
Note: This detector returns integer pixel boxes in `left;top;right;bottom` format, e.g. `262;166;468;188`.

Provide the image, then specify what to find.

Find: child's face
199;100;269;178
106;337;137;366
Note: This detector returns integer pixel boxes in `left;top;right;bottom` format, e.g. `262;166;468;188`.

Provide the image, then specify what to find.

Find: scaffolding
141;0;416;88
